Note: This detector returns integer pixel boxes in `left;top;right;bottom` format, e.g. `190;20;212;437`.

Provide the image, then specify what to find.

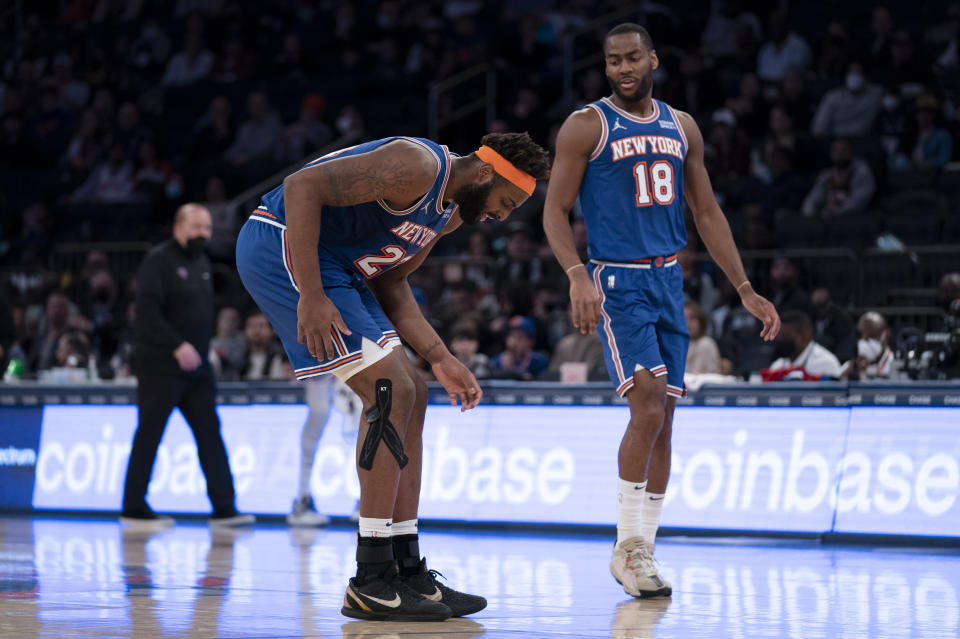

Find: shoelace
622;541;658;576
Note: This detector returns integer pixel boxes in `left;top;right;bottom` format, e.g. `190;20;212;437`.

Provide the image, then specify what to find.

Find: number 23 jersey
578;98;688;261
256;136;455;280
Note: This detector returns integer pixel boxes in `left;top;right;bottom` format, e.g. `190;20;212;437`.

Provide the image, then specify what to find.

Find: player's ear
476;161;496;183
649;49;659;70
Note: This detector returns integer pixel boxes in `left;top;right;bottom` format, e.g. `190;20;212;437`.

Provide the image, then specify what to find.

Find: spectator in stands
240;312;287;381
26;88;73;167
768;256;813;316
726;73;766;139
224;92;282;168
811;62;883;139
161;31;214;87
133;140;172;199
71;142;136;203
191;97;236;164
679;247;719;314
849;311;897;379
883;30;934;96
865;6;895;72
29;292;75;372
491;315;548;380
939;272;960;320
811;287;856;364
52;54;90;111
705;108;751;197
211;307;245;380
766;310;842;379
757;9;811;82
801;138;876;218
816;22;851;86
495;221;545;289
889;94;953;173
333;104;364;138
202;176;236;263
685;300;722;375
779;67;815;131
64;108;107;185
449;322;492;380
546;318;606;381
758;105;817;174
83;268;122;371
275;94;333;165
54;329;90;370
109;300;137;379
114;102;149;160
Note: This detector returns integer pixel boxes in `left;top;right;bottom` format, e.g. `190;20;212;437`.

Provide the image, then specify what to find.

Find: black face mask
185;237;207;257
93;288;111;303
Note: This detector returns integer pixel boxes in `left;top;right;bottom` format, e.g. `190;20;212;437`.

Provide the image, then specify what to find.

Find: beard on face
608;69;653;103
453;180;494;225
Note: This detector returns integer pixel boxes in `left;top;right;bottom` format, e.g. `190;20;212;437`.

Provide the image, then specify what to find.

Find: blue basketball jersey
253;137;455;279
578;98;688;261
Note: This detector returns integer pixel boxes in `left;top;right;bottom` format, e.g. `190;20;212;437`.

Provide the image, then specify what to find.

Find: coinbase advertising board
17;402;958;537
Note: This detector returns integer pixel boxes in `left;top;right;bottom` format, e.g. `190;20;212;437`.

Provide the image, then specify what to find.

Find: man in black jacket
120;203;254;529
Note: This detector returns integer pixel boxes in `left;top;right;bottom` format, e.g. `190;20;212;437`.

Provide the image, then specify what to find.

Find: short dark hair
477;132;550;180
781;310;812;334
605;23;654;51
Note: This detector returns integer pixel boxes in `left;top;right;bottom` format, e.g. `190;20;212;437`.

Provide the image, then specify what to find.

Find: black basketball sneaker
341;564;451;622
401;559;487;617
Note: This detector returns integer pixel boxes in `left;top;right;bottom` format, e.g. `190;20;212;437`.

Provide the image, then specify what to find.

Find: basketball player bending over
237;133;549;620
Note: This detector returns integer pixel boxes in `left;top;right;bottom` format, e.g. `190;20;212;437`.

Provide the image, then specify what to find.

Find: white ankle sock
391;519;418;536
358;517;393;538
617;478;647;546
640;492;665;548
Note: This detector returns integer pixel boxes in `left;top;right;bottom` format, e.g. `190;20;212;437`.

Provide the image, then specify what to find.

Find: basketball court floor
1;515;957;638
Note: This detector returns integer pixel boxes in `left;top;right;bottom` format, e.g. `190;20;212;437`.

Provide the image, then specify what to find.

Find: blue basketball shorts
236;215;400;381
588;256;690;398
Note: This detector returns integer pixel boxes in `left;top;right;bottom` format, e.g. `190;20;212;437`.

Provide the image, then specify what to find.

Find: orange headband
475;145;536;195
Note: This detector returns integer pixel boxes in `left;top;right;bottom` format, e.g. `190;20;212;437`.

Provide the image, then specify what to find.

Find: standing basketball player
544;24;780;598
237;133;549;620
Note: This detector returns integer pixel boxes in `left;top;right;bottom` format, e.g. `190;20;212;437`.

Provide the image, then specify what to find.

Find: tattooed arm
283;140;438;360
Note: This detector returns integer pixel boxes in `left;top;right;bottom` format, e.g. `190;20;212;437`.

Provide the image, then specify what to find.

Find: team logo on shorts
607;274;616;289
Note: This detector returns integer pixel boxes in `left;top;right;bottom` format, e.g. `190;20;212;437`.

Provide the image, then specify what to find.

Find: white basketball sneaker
287;495;330;527
610;537;671;598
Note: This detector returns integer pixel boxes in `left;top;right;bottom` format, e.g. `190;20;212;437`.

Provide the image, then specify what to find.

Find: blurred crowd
2;0;960;384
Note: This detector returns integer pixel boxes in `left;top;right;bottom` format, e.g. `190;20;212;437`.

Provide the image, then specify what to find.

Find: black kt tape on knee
358;379;409;471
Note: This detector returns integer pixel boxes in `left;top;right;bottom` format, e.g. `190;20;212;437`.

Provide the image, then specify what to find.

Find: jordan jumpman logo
612;117;627;132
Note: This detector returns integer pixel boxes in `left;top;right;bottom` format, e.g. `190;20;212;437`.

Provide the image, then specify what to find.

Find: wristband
566;263;586;275
736;280;752;293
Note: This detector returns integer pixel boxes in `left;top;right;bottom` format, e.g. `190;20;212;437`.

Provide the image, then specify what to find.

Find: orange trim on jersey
475;145;536;195
294;352;364;378
283;231;297;284
252;208;278;219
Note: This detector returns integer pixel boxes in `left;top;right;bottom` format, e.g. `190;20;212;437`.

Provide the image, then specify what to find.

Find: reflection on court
1;516;958;638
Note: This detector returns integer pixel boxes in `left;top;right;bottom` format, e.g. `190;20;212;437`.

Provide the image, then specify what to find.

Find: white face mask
857;337;883;362
846;72;865;92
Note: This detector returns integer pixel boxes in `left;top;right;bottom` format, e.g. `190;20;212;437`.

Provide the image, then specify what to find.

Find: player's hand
740;288;780;341
431;353;483;411
173;342;202;371
297;291;352;360
569;268;601;335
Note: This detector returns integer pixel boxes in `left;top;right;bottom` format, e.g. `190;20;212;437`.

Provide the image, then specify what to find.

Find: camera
899;300;960;380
